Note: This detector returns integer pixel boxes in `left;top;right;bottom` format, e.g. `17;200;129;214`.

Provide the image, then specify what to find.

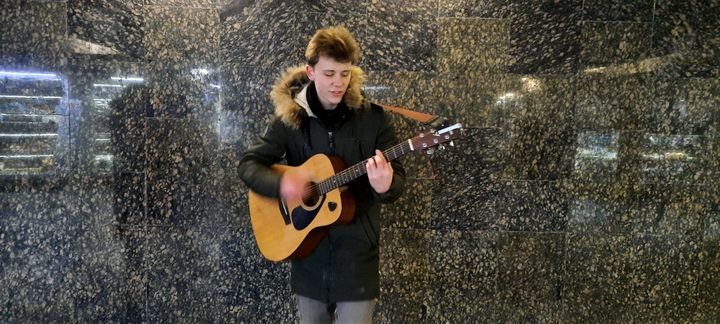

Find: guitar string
301;140;412;199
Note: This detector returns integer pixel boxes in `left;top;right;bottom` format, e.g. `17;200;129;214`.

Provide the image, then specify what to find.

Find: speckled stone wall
1;0;718;322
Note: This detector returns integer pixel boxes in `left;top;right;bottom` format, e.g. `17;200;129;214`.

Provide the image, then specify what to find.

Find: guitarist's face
306;55;352;110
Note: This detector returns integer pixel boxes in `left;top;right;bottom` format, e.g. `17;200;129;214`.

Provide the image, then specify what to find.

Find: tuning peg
438;144;446;150
449;141;455;147
426;148;435;155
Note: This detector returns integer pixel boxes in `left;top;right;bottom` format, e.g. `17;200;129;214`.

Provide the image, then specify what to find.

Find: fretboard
315;140;413;195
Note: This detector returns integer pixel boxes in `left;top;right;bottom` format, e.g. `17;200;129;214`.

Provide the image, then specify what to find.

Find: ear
305;65;315;81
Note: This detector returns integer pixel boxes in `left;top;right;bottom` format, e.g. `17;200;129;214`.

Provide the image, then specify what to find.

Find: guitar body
248;153;355;261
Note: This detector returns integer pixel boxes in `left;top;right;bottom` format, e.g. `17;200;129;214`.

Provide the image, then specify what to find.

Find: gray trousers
296;294;376;324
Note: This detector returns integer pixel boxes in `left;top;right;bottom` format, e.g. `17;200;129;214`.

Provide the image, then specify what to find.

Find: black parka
238;65;406;303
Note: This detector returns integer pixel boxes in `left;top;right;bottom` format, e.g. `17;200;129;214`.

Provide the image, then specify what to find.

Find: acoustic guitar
248;122;463;261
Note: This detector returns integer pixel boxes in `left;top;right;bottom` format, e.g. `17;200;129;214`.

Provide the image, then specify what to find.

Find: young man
238;26;406;323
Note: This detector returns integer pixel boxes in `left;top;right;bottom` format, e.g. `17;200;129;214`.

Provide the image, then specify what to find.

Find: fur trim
270;64;366;129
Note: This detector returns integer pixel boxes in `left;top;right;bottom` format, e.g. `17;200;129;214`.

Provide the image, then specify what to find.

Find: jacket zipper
328;131;335;153
327;231;332;303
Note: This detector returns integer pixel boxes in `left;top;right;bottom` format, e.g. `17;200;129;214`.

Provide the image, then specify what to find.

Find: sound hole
303;182;319;206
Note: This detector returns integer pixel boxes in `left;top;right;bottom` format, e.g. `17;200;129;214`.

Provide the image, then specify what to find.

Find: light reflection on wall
0;69;67;176
90;75;145;173
639;133;705;182
573;130;712;184
573;131;619;180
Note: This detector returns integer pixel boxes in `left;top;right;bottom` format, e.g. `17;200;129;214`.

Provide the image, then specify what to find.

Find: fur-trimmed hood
270;64;367;129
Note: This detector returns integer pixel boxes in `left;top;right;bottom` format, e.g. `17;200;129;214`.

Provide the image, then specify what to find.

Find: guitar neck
316;140;412;195
313;122;462;195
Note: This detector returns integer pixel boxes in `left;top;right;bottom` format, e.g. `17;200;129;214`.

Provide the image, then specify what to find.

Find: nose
332;74;343;84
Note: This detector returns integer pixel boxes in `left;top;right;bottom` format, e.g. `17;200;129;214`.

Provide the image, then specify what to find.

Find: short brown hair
305;26;360;66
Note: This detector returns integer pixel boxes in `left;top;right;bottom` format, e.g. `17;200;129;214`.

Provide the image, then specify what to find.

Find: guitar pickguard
290;194;327;230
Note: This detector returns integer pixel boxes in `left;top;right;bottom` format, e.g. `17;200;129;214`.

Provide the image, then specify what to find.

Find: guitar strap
379;104;439;124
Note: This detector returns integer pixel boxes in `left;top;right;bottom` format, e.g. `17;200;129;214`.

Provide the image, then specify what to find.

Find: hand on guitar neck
365;149;394;194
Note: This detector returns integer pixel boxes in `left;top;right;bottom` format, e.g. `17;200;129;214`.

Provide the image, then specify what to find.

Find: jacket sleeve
372;105;406;203
237;118;287;198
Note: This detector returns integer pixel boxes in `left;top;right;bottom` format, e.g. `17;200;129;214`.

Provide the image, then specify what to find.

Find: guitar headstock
411;120;463;154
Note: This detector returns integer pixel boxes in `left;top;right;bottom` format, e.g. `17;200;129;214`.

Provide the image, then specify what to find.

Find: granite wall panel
1;0;718;322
